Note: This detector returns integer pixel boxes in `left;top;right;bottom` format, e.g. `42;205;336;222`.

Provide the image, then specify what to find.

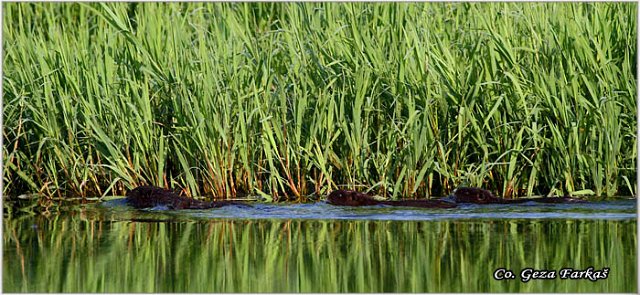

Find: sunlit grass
3;2;637;200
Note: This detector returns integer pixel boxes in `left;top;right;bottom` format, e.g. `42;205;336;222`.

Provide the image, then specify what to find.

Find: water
3;199;637;292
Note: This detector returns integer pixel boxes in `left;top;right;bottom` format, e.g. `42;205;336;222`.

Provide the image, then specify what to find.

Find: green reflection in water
3;214;636;292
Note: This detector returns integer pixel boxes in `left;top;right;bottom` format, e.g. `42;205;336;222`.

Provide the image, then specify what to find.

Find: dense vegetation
3;2;637;200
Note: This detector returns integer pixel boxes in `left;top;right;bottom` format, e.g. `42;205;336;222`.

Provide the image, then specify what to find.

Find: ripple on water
158;199;638;221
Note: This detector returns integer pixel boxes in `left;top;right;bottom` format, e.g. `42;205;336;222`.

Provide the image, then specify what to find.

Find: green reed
3;2;637;199
3;213;637;292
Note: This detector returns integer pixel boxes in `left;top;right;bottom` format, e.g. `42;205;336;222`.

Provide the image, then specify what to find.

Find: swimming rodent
126;185;585;210
326;187;586;207
326;189;457;208
126;185;250;209
451;187;586;204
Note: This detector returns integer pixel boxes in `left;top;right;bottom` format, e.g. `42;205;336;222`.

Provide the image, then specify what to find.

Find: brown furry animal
452;187;586;204
126;186;248;210
327;190;457;208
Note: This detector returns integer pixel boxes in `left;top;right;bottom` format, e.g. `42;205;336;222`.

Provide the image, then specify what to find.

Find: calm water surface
3;199;637;292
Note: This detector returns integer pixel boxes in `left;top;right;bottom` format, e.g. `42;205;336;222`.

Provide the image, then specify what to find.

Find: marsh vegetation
3;3;637;200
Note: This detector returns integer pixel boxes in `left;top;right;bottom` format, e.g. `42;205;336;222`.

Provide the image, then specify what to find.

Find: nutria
126;186;249;210
327;190;457;208
451;187;586;204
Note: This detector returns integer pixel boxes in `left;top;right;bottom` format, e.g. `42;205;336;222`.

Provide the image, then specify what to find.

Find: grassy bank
3;2;637;200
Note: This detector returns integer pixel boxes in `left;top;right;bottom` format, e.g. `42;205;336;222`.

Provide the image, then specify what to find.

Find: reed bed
3;2;637;200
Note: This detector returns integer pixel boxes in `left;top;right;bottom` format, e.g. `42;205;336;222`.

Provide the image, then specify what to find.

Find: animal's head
127;185;161;198
126;186;181;201
452;187;498;204
126;186;146;198
327;190;378;206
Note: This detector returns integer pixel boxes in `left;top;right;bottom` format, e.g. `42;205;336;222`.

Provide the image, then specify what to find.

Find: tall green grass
3;2;637;199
